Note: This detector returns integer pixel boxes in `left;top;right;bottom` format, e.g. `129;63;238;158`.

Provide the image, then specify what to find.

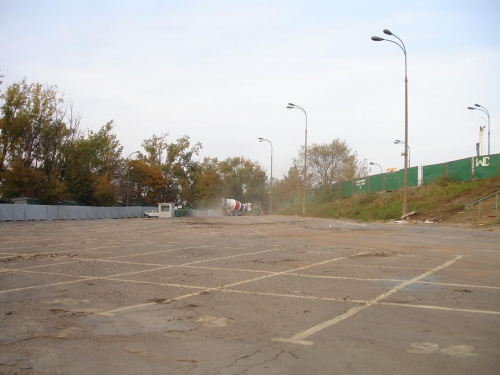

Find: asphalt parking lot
1;216;499;374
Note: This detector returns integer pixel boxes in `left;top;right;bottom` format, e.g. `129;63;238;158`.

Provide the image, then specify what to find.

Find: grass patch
275;177;500;222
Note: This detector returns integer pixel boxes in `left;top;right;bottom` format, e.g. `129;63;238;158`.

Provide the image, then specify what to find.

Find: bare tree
294;138;368;189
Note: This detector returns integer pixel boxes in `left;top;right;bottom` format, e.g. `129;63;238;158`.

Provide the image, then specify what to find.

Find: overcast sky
1;0;499;179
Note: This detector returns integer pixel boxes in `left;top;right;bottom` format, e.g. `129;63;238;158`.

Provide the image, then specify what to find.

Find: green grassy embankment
277;176;500;222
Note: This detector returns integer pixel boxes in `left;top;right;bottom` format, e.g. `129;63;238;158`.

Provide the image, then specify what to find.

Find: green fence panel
369;174;384;193
474;153;500;179
423;163;447;185
400;166;419;187
384;171;399;191
341;180;353;198
332;183;341;199
353;177;368;194
448;157;473;182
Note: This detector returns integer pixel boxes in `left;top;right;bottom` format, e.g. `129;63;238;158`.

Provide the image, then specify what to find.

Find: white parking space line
3;221;497;353
380;302;500;315
0;243;139;256
419;281;500;290
248;218;272;223
104;245;211;259
292;273;405;283
272;255;464;346
100;277;208;290
0;260;91;271
0;274;99;294
0;248;288;295
97;253;364;316
289;273;500;290
181;265;273;274
221;288;366;304
98;289;212;316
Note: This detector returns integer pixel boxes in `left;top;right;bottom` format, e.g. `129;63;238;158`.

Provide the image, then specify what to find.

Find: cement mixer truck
220;198;262;216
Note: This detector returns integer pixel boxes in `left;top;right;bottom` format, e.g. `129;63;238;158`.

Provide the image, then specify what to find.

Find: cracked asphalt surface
0;216;499;374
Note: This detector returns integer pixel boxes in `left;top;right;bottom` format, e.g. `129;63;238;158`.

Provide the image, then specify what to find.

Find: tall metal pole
404;57;408;216
372;29;408;217
468;105;490;155
258;138;273;214
286;103;307;215
394;140;411;167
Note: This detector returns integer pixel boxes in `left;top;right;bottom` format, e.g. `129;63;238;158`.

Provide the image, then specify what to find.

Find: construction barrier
330;153;499;198
474;154;500;180
0;205;149;222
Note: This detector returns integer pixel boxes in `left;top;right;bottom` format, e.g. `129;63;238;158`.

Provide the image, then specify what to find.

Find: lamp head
475;104;481;108
369;162;375;165
371;36;384;41
383;29;393;35
258;138;264;142
286;105;294;109
467;107;476;110
288;103;296;106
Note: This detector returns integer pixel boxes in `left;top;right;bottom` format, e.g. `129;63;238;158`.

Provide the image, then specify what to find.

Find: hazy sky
1;0;499;179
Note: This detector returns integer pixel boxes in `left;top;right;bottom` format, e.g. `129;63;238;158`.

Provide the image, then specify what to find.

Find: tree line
0;77;367;210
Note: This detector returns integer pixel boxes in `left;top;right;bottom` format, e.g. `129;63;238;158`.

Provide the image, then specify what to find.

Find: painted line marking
0;248;287;295
220;288;366;304
416;281;500;290
97;252;365;316
100;277;208;290
289;273;500;290
98;289;212;316
291;273;405;283
0;260;92;271
4;232;498;330
381;302;500;315
104;245;213;259
248;218;272;223
0;276;99;294
408;342;478;357
180;265;273;274
0;243;139;256
272;255;464;346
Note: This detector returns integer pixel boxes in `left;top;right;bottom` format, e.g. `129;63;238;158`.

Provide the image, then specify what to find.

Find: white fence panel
120;207;128;218
75;207;87;220
67;207;79;220
0;204;152;221
26;205;47;220
0;205;15;221
97;207;107;219
47;206;59;220
14;205;26;221
86;207;97;219
103;207;113;219
58;206;70;220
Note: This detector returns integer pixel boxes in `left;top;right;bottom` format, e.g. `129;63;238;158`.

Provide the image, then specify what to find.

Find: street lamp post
369;162;383;174
258;138;273;215
468;104;491;155
394;139;411;167
372;29;409;217
286;103;307;215
127;151;140;206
